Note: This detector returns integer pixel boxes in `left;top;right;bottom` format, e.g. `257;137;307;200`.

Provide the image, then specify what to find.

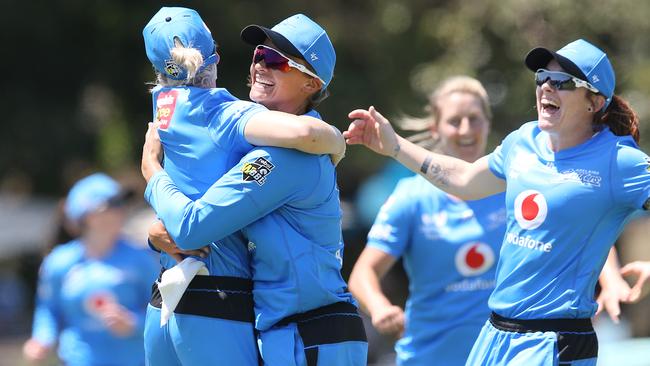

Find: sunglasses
535;69;599;94
253;45;324;83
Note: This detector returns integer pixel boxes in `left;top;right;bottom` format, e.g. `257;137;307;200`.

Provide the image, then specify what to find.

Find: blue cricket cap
241;14;336;89
525;39;615;110
143;7;218;80
64;173;125;222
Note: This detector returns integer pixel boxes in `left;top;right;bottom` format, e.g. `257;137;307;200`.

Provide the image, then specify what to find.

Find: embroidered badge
241;157;275;185
164;59;182;78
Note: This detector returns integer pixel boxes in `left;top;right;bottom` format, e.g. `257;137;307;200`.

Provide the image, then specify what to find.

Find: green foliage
3;0;650;197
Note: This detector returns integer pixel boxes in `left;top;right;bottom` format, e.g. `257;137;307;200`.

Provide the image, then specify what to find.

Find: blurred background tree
3;0;650;199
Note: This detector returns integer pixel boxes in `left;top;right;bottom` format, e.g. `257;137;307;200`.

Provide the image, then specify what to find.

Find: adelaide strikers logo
455;242;495;276
514;190;548;230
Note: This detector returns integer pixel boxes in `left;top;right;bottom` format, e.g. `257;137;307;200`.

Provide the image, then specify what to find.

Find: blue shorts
145;305;258;366
144;274;259;366
466;313;598;366
258;302;368;366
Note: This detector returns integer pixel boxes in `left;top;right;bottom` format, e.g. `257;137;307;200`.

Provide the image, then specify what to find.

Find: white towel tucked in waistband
158;257;209;326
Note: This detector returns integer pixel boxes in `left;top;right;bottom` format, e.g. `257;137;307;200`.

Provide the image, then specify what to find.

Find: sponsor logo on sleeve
155;90;179;129
241;157;275;185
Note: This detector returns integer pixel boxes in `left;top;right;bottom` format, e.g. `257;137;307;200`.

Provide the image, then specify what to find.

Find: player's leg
144;304;182;366
170;314;259;366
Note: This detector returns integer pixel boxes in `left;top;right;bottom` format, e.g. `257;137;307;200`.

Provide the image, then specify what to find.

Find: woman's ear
302;78;322;95
589;93;606;112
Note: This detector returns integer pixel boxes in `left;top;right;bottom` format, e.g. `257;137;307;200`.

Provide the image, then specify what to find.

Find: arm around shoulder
244;111;345;158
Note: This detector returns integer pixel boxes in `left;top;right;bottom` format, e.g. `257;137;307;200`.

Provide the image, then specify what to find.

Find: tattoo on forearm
391;141;401;158
420;155;450;186
420;155;432;174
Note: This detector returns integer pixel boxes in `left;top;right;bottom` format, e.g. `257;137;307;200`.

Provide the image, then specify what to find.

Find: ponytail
153;37;217;89
170;44;203;81
594;95;640;144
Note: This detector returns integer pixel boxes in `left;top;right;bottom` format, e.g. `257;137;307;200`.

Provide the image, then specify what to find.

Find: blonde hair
399;76;491;149
154;38;216;88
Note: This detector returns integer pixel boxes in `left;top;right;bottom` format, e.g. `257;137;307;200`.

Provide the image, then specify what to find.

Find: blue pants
258;323;368;366
466;319;597;366
144;305;258;366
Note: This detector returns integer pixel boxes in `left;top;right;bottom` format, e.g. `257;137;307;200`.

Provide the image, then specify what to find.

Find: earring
587;107;593;112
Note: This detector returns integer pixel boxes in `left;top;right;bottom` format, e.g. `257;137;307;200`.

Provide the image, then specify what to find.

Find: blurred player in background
348;76;506;365
23;173;158;366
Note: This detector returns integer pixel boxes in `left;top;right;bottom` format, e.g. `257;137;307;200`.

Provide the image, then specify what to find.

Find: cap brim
240;25;302;58
524;47;588;81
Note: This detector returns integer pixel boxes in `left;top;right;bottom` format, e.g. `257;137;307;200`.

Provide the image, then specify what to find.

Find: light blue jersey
367;175;506;365
146;144;368;365
487;121;650;319
32;239;158;366
146;146;354;327
145;86;267;366
150;86;265;275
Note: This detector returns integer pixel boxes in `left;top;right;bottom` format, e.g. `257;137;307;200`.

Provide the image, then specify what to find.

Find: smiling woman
343;38;647;366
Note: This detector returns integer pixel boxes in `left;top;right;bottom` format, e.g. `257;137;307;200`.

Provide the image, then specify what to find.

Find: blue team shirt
150;86;265;275
145;144;354;331
367;175;506;365
32;239;158;366
488;121;650;319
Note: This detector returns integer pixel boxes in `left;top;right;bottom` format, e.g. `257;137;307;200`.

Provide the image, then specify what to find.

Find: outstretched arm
344;107;504;200
349;247;404;337
245;111;345;165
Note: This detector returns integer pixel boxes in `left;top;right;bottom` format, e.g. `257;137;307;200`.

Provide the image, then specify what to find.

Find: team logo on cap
164;59;182;78
514;190;547;230
455;242;495;276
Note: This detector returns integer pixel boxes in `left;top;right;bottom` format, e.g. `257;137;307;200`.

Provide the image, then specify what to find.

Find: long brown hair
594;95;640;143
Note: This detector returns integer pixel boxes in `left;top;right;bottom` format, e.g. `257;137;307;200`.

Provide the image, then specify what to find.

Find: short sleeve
488;126;523;179
207;100;267;153
366;178;418;258
612;143;650;209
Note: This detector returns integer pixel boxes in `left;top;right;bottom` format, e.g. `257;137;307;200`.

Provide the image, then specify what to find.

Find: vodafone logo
514;190;547;230
84;291;116;317
455;242;495;277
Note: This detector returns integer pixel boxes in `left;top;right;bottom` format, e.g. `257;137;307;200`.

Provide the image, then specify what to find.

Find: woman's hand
370;304;405;338
141;122;164;182
23;338;51;363
99;302;136;337
344;106;400;157
149;220;210;262
621;261;650;302
596;273;632;323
